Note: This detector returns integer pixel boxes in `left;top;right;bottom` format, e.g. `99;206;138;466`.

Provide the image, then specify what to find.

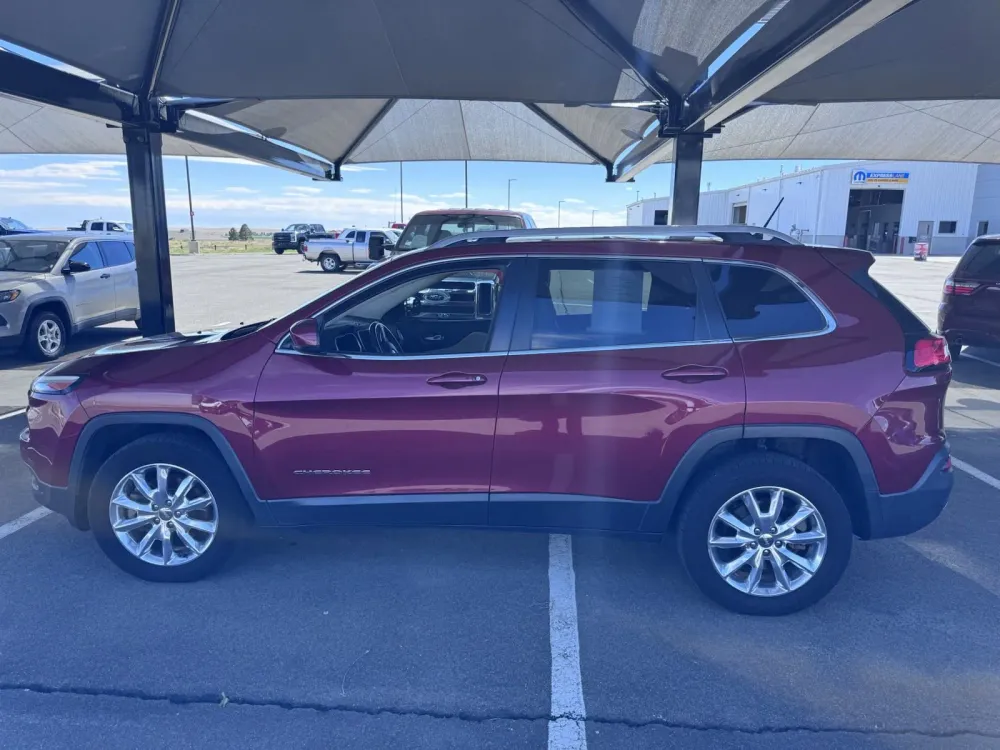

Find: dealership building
626;161;1000;256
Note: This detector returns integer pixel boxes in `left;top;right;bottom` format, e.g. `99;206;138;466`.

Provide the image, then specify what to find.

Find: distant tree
238;223;253;241
227;227;238;240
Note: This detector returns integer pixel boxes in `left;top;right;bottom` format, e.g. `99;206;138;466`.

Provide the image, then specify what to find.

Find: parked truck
66;219;132;232
271;223;336;254
302;227;401;272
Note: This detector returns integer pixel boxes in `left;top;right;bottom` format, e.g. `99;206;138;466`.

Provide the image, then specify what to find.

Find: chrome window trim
432;224;800;249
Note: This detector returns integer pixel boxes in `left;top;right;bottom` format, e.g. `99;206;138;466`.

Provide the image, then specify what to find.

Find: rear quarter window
708;263;829;340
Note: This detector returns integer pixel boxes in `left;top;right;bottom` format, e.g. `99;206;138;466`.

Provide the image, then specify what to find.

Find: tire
947;338;963;361
24;310;67;361
297;240;306;254
320;254;342;273
274;247;285;255
676;452;852;615
87;434;249;582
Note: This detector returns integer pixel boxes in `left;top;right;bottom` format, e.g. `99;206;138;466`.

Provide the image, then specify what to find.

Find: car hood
93;328;233;355
0;270;47;285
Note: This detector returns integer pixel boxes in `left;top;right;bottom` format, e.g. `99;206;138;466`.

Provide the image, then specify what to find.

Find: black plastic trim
488;493;647;531
268;493;487;527
68;412;274;525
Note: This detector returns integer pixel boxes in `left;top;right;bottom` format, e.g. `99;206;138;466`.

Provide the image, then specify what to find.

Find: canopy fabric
642;101;1000;165
206;98;655;166
2;0;768;103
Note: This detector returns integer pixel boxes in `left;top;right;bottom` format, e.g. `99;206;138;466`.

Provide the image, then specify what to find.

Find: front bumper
865;448;953;539
30;471;85;530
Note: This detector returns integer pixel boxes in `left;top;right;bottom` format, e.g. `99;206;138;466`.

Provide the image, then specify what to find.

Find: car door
62;240;115;325
252;256;524;527
352;230;367;263
98;240;138;319
489;255;746;531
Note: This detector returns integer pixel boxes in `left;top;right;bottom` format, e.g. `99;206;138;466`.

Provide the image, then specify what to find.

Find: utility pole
465;161;468;208
591;209;596;226
507;178;517;210
399;161;404;224
184;156;198;253
557;200;566;228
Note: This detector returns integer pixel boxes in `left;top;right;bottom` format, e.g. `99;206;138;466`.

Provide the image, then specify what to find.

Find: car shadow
0;325;136;371
951;349;1000;390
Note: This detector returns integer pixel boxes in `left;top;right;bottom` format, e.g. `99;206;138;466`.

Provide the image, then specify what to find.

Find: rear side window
958;242;1000;278
100;240;132;266
708;263;827;340
527;259;700;350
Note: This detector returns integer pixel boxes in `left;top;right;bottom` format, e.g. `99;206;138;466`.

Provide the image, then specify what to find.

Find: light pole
557;200;566;228
507;178;517;210
591;209;596;226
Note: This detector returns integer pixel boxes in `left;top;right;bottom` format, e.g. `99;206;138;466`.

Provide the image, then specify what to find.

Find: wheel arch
25;297;73;333
69;413;274;530
640;424;879;537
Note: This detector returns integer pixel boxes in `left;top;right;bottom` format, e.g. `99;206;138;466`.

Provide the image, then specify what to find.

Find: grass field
168;239;274;255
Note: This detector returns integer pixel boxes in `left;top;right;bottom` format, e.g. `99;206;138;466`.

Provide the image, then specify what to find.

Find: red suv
939;235;1000;359
20;228;953;615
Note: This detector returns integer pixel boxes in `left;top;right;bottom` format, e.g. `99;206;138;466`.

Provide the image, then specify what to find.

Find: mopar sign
852;170;909;185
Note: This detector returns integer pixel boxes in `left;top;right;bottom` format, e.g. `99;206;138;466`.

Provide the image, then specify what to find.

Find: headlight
30;375;82;395
0;289;20;303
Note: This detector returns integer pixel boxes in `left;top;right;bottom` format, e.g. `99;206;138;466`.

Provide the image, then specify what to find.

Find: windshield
0;217;31;232
118;222;133;232
0;238;68;273
395;214;525;252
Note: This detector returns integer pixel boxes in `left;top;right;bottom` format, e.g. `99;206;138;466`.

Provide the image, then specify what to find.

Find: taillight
944;278;980;295
302;243;309;253
909;336;951;371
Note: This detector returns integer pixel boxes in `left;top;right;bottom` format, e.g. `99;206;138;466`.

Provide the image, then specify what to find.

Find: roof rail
432;224;801;249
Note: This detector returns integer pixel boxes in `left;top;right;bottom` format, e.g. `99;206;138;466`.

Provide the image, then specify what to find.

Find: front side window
100;240;133;267
71;241;106;270
527;259;699;351
90;222;104;231
309;225;325;232
314;263;507;357
708;263;827;340
0;238;68;273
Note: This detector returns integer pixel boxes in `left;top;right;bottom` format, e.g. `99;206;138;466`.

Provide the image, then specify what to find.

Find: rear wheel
24;311;67;361
297;239;306;254
274;248;285;255
947;337;963;360
320;254;342;273
88;434;248;582
677;453;852;615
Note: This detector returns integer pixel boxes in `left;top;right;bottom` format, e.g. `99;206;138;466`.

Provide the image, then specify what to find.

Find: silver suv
0;232;139;361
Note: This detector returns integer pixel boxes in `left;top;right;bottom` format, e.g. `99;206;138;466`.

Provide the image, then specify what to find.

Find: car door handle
427;372;488;388
661;365;729;383
100;273;112;279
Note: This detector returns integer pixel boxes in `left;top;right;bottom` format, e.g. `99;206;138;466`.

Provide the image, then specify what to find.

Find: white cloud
429;191;468;199
177;156;264;167
561;198;585;204
224;186;258;194
341;165;384;172
349;188;373;194
283;186;323;195
0;180;84;190
0;160;126;181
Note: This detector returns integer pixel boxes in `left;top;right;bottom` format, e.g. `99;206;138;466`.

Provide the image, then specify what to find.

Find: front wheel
677;453;852;615
88;434;248;582
24;311;67;361
274;247;285;255
320;254;342;273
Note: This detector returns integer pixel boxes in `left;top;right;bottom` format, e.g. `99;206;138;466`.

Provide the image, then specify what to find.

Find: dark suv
20;227;953;615
938;235;1000;359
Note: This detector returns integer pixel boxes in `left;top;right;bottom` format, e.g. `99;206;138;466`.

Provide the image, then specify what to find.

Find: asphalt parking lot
3;254;1000;748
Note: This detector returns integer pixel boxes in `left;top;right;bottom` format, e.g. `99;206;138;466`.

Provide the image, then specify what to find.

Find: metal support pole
464;161;468;208
670;134;704;226
399;162;404;224
184;155;196;241
124;125;174;336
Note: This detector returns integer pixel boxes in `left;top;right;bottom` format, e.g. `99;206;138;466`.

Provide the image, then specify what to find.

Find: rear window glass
958;242;1000;278
708;263;827;340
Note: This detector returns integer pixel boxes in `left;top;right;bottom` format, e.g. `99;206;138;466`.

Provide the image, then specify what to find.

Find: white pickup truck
302;228;401;273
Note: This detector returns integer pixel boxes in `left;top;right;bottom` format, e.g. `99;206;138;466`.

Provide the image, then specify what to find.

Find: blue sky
0;154;843;231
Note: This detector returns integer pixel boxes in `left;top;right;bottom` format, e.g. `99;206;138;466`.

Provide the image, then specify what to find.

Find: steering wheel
369;321;403;355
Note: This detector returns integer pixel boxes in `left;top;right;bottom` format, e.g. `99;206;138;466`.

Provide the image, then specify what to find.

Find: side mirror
368;233;386;260
289;318;320;353
62;260;91;274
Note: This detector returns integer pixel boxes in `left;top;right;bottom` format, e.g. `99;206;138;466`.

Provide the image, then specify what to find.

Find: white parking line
0;408;27;421
964;352;1000;370
548;534;587;750
0;507;51;541
953;458;1000;492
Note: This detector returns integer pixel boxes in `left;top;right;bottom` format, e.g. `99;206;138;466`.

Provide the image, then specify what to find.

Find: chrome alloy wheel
109;464;219;566
707;486;828;597
37;319;62;356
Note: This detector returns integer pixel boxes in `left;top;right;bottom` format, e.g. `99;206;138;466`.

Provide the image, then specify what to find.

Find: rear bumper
938;308;1000;348
865;448;953;539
